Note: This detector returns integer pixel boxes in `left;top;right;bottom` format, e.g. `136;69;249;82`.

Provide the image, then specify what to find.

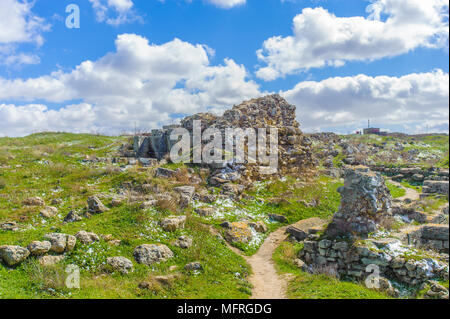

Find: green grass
273;242;390;299
0;132;251;299
386;181;406;199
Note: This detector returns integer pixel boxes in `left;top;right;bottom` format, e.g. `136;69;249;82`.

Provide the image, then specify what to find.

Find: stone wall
299;238;448;286
407;225;449;254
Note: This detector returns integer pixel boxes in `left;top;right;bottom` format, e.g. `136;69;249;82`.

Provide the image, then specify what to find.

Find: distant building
363;127;387;136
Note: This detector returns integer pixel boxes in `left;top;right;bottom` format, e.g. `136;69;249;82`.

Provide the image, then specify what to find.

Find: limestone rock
40;206;58;218
224;222;253;244
87;196;109;214
37;255;65;266
0;245;30;266
195;207;215;217
27;241;51;255
75;231;100;244
185;262;202;271
44;233;77;253
106;257;134;274
160;216;186;232
133;244;174;265
174;236;193;249
23;197;45;206
64;210;82;223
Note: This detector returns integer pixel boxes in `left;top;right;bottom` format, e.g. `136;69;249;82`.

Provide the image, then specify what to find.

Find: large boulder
27;241;51;256
224;222;253;244
0;245;30;266
75;231;100;244
43;233;77;253
133;244;174;265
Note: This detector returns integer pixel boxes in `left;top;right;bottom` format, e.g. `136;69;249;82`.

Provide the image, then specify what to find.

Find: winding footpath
245;226;291;299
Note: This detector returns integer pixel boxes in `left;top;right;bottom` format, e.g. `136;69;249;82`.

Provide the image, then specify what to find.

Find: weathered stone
106;257;134;274
268;214;288;223
23;197;45;206
27;241;51;256
224;222;253;244
64;210;82;223
37;255;64;266
195;207;215;217
75;231;100;244
173;186;196;199
155;167;177;179
44;233;77;253
325;166;392;239
248;221;268;233
0;245;29;266
40;206;58;218
160;216;186;232
185;262;202;271
87;196;109;214
133;244;174;265
174;236;193;249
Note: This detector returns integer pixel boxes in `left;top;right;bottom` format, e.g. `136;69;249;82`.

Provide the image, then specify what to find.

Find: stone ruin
123;94;315;179
325;166;392;239
296;166;449;295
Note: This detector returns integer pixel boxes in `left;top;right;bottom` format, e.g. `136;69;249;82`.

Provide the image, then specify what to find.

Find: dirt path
389;179;420;201
245;226;290;299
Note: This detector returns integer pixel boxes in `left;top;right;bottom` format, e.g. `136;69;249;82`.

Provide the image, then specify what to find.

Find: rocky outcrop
131;95;316;180
222;222;253;244
325;166;392;239
75;231;100;244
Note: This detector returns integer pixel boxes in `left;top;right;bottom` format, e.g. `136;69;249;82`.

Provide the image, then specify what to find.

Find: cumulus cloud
205;0;246;9
0;0;49;66
282;69;449;134
89;0;142;25
0;34;261;136
256;0;449;80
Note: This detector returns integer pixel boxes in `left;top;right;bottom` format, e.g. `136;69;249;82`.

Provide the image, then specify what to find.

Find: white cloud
205;0;246;9
0;34;261;136
0;0;49;66
256;0;449;80
282;69;449;133
89;0;141;26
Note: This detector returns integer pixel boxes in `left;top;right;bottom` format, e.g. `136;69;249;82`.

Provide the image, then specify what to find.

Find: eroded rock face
133;244;174;265
0;245;30;266
325;166;392;239
408;225;449;253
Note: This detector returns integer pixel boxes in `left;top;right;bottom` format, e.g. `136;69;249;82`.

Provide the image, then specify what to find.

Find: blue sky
0;0;449;136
